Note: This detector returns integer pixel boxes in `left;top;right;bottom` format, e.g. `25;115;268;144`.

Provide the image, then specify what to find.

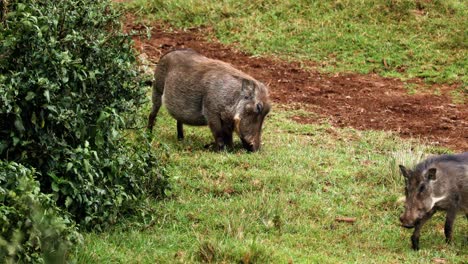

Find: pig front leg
220;122;234;149
207;117;234;151
444;198;460;244
444;208;457;244
411;210;435;250
208;118;227;151
222;132;233;148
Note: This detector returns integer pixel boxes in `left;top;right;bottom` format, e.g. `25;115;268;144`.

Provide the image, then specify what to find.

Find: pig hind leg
148;62;167;131
148;90;162;131
177;121;184;140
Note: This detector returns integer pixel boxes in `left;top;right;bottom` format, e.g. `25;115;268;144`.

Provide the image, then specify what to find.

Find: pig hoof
462;237;468;246
204;143;224;151
411;237;419;250
204;143;213;149
216;144;226;152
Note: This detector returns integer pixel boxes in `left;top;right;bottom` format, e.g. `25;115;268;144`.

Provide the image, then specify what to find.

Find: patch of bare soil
126;19;467;151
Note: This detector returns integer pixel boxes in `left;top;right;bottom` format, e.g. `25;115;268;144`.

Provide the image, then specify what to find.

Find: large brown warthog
148;49;271;152
399;152;468;250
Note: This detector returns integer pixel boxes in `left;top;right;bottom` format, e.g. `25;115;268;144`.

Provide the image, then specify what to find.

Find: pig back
159;49;252;126
160;50;209;126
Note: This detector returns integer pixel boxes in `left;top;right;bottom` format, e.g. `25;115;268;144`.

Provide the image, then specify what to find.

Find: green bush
0;0;167;230
0;161;81;263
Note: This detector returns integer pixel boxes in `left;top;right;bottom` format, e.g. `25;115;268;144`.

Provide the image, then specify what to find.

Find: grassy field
73;104;467;263
72;1;467;263
123;0;467;86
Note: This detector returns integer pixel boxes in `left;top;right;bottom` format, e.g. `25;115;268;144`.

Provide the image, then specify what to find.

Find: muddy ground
126;21;467;151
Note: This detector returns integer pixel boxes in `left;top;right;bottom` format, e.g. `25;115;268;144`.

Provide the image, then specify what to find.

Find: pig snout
399;210;421;229
241;137;259;152
399;214;415;228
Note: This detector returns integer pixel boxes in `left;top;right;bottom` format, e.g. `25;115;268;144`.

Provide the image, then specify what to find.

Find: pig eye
418;184;425;193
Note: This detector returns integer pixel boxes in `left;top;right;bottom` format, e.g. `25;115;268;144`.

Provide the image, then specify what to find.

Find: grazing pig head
233;78;271;152
399;165;441;228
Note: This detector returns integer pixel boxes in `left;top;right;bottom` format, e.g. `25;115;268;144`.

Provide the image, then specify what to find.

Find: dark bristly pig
399;152;468;250
147;49;271;152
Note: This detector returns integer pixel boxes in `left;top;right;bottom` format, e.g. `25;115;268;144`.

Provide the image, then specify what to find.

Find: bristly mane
414;153;468;173
159;48;197;60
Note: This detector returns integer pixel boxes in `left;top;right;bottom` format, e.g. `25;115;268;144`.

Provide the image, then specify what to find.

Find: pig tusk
234;114;241;134
429;195;446;210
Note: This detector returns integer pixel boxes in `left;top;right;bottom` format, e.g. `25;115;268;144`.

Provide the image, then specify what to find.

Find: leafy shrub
0;0;167;230
0;161;81;263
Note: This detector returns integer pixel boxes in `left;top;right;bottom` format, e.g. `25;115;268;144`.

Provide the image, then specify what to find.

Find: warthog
399;152;468;250
147;49;271;152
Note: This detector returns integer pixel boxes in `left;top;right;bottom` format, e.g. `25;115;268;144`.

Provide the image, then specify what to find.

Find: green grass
73;104;467;263
72;2;467;262
123;0;467;85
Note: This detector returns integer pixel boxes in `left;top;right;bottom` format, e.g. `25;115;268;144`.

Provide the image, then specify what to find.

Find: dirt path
127;21;467;151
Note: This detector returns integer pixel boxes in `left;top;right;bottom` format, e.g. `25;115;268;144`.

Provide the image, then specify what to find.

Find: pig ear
241;79;256;97
399;165;410;178
426;168;437;181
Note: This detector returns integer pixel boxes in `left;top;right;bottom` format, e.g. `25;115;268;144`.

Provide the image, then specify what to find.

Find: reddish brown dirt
127;21;467;151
